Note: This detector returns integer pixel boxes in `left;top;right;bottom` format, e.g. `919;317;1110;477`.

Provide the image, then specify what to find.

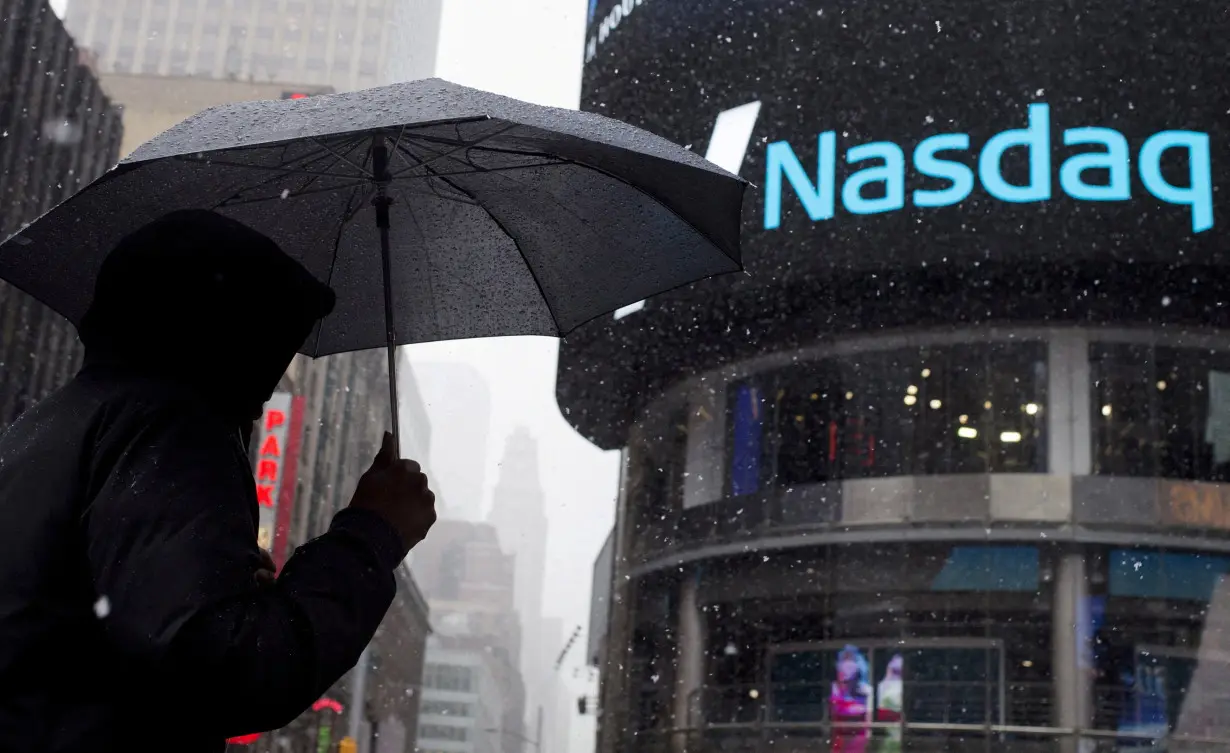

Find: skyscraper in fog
63;0;441;92
411;519;527;753
487;428;549;737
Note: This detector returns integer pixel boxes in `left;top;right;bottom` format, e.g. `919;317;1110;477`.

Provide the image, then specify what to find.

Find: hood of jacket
79;209;335;426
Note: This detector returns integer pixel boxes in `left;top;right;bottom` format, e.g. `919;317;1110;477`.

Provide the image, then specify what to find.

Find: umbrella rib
400;136;567;166
388;124;409;161
396;185;479;205
281;134;371;195
310;137;375;178
391;161;566;181
446;147;746;267
210;137;369;209
391;123;521;178
427;172;563;336
172;154;355;180
311;184;368;355
392;185;495;300
392;187;447;339
389;142;481;205
215;180;371;208
205;142;353;208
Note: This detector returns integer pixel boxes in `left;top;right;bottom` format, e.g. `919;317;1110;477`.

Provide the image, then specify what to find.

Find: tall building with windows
419;635;513;753
412;520;527;753
0;0;122;430
566;1;1230;752
63;0;441;92
486;429;550;741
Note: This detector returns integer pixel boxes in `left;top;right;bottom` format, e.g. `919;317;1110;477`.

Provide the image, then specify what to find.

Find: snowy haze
55;0;607;747
418;2;610;752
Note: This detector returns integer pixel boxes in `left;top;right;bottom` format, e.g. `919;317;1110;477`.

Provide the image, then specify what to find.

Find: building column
673;569;706;753
599;447;635;753
1047;329;1092;478
1053;550;1093;753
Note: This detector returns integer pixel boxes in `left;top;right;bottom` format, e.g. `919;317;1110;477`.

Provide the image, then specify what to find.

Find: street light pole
535;704;543;753
483;705;543;753
347;645;371;745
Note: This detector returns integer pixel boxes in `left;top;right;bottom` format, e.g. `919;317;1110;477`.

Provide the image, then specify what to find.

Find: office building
94;73;332;158
0;0;122;429
487;428;551;742
63;0;441;93
419;634;512;753
565;0;1230;751
412;519;528;753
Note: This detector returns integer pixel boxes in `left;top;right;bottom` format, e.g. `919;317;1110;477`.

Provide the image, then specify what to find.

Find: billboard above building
581;0;1229;277
560;0;1230;447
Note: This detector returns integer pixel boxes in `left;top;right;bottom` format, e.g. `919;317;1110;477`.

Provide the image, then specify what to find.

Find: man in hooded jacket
0;210;437;752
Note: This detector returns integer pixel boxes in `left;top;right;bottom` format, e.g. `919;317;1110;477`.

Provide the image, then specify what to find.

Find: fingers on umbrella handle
371;431;397;469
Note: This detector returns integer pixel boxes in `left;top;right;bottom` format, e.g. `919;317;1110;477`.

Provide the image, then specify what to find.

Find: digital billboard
562;0;1230;446
581;0;1230;278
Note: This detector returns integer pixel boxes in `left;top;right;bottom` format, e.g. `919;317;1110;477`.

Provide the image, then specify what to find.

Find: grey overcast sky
422;10;616;748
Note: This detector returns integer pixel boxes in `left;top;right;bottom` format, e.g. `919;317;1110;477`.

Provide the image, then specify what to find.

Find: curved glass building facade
559;1;1230;751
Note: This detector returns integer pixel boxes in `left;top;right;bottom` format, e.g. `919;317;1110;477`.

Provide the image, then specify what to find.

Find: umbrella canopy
0;77;745;357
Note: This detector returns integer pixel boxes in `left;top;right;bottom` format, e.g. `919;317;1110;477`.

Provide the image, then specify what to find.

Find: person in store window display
875;654;904;753
831;646;873;753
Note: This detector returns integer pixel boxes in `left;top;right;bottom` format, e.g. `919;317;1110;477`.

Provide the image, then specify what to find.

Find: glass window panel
988;341;1048;472
774;364;840;487
747;342;1046;488
1091;343;1157;476
727;379;770;496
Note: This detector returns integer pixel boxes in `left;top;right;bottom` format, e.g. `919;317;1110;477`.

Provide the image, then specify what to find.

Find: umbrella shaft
377;196;401;456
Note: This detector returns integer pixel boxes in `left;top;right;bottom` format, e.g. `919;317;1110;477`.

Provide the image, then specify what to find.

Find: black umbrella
0;78;745;449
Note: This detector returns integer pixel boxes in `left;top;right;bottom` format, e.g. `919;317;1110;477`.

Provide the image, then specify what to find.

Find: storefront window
731;341;1048;492
1092;344;1230;481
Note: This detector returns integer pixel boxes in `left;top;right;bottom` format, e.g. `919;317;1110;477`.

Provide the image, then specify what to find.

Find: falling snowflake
94;595;110;618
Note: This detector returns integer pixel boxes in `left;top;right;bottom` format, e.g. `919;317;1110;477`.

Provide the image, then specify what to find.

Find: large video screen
581;0;1230;278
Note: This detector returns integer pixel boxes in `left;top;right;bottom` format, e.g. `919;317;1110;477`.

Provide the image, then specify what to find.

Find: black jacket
0;211;404;752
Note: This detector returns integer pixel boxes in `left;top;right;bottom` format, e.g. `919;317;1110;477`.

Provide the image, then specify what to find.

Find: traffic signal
339;736;357;753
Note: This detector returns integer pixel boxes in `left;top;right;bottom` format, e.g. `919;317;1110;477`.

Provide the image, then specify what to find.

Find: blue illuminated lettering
764;132;835;230
761;102;1214;234
1139;131;1213;234
978;103;1051;203
842;142;906;215
1060;128;1131;201
913;134;975;208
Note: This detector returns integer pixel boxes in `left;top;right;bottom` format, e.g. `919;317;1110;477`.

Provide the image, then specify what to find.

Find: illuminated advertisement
253;393;306;569
875;653;903;752
581;0;1230;281
772;643;1000;750
830;645;872;751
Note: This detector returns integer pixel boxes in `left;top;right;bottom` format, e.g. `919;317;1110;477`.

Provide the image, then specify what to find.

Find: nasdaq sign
765;103;1213;234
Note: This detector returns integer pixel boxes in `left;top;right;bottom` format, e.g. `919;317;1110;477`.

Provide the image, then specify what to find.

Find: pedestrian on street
0;210;437;753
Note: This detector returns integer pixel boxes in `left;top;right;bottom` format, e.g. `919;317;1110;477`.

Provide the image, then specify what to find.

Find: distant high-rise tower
487;428;549;730
63;0;440;92
411;362;492;521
